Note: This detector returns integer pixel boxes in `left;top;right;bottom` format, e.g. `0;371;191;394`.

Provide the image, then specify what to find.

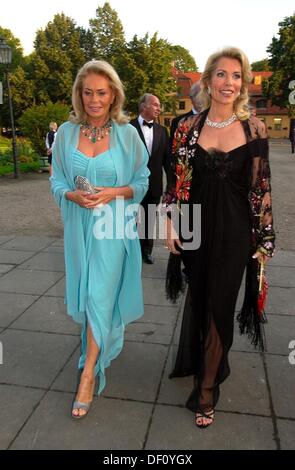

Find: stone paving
0;235;294;450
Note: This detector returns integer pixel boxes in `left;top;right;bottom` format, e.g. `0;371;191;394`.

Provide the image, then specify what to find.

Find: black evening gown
166;111;275;415
170;142;253;413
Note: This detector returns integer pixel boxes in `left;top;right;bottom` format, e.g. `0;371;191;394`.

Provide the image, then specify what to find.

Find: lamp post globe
0;38;19;178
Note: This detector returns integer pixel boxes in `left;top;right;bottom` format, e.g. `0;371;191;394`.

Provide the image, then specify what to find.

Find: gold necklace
80;120;112;143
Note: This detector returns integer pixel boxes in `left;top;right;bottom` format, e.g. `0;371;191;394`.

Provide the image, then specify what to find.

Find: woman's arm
249;121;275;263
50;126;72;208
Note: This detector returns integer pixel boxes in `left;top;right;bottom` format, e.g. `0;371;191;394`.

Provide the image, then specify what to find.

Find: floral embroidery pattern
175;155;193;202
250;174;275;257
163;121;197;208
163;113;275;258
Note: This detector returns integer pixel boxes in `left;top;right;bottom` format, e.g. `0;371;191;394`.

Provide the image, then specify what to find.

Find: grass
0;162;41;176
0;136;42;175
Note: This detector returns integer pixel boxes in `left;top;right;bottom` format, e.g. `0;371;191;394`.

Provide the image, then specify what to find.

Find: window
256;99;267;109
274;118;282;131
164;118;171;127
254;75;262;85
179;101;185;110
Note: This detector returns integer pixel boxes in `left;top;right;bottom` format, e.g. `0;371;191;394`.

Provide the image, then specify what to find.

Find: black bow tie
143;120;154;128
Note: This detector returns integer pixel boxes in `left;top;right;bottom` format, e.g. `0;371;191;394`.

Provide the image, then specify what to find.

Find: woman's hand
165;217;183;255
66;190;94;208
83;187;119;209
252;251;271;265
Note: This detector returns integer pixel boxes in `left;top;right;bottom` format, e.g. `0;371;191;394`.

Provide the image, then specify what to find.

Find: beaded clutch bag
74;175;99;194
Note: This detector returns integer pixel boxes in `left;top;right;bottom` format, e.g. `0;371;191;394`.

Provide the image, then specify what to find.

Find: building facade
161;69;290;139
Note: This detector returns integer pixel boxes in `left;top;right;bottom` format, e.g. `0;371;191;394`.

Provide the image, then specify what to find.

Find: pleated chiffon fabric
50;121;149;393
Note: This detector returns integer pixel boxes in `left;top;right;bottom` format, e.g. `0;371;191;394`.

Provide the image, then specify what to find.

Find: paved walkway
0;235;294;450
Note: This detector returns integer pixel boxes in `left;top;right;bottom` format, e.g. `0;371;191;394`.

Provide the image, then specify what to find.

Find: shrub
0;137;38;163
0;161;40;176
19;102;70;156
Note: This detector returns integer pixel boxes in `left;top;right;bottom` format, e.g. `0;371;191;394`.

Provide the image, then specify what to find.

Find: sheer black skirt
170;237;250;413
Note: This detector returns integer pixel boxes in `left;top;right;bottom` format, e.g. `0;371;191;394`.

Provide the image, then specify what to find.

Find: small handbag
74;175;99;194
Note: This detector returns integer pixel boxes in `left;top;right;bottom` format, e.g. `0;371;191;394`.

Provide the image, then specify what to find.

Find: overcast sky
2;0;294;70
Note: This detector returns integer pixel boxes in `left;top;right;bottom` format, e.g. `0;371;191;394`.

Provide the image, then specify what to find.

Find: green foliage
114;50;148;114
6;67;35;124
19;102;70;155
265;14;295;112
251;59;270;71
89;1;126;63
31;14;85;104
0;27;24;73
78;27;97;62
0;161;40;175
170;45;198;72
87;4;177;114
116;33;177;114
0;137;40;174
1;5;199;123
0;28;28;128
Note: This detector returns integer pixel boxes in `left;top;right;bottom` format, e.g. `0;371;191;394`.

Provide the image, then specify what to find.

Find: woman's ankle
81;370;95;382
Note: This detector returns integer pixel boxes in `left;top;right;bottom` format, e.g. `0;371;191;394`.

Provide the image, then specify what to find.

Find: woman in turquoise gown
50;60;149;419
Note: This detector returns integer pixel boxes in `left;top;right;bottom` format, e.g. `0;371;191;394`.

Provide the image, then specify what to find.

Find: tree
8;66;35;121
265;14;295;112
118;33;176;115
78;27;97;62
113;50;149;114
0;27;24;71
170;45;198;72
19;102;70;156
0;27;27;128
31;14;86;104
251;59;270;71
89;2;126;63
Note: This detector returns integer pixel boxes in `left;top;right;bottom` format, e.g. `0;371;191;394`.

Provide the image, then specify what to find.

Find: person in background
50;60;149;419
248;103;257;117
130;94;169;264
45;122;58;176
169;81;202;152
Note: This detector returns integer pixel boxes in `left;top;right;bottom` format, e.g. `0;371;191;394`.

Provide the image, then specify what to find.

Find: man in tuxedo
169;81;201;152
130;93;169;264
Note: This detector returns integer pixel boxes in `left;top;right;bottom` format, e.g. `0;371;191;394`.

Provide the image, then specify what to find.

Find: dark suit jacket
130;118;169;199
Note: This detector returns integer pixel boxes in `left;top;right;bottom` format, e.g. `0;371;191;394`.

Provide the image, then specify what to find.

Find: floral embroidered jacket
163;110;275;258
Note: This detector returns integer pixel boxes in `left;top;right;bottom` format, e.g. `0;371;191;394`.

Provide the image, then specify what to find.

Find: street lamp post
0;38;18;178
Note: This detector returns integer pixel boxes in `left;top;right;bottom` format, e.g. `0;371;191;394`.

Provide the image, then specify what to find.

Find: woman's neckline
75;148;110;159
196;141;248;154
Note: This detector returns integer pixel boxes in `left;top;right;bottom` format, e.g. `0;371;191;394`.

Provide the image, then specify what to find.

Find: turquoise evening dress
50;121;150;396
73;148;127;393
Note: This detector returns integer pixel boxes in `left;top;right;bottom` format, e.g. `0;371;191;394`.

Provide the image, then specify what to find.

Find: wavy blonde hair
199;47;252;120
70;60;129;124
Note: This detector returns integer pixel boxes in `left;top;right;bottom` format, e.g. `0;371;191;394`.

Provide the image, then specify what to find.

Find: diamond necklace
205;113;237;129
80;120;112;143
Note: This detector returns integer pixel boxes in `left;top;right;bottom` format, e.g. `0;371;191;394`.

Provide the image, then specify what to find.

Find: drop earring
207;86;211;95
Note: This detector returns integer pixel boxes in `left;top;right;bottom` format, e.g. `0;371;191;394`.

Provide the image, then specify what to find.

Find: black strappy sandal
195;409;215;428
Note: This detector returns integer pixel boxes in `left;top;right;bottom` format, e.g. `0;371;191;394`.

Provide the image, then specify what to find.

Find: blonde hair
199;47;252;120
70;60;128;124
49;122;57;130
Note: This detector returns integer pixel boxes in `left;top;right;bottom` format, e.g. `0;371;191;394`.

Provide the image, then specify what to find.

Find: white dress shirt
138;115;153;155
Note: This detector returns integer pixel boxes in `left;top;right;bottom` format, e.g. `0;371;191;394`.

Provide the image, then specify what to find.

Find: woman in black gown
164;47;275;428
